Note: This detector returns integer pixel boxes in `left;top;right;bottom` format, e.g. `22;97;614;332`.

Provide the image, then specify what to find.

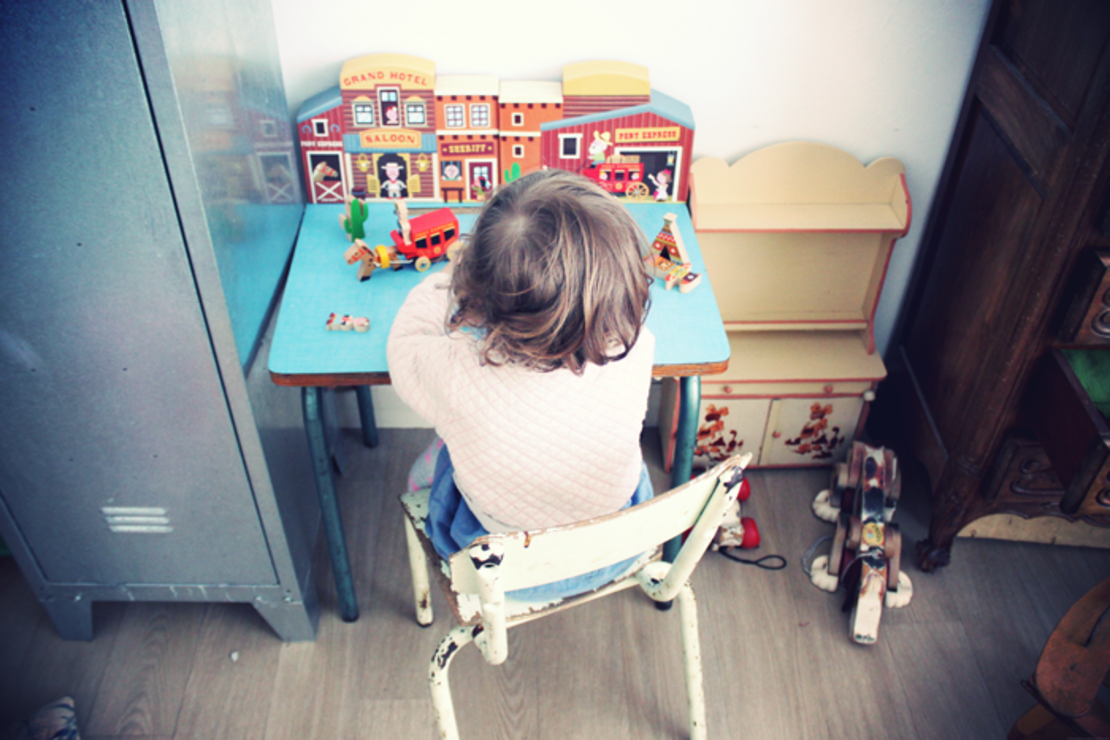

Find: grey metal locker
0;0;321;641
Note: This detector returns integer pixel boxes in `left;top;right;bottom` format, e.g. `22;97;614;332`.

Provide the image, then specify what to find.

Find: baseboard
958;514;1110;549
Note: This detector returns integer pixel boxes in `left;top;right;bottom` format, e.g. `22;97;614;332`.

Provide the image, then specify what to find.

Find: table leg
303;386;359;622
665;375;701;563
354;385;379;448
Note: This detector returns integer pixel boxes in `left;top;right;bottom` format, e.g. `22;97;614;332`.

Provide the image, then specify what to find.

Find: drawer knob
722;385;733;394
824;384;834;393
772;431;782;439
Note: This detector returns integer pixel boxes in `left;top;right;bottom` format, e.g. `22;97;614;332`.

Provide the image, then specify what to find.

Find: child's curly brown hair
448;169;651;374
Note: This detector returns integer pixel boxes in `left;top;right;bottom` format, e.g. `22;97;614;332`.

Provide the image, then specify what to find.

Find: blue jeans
424;444;654;600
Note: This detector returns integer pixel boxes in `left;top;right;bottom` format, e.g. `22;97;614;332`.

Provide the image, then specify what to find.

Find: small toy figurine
326;313;370;332
339;196;370;241
643;213;702;293
395;200;412;246
808;441;913;645
344;239;401;281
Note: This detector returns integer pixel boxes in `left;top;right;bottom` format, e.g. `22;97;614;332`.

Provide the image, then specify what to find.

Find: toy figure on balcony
588;131;612;167
808;441;913;644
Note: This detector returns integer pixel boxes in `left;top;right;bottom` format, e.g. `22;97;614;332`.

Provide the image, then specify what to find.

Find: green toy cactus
339;196;369;241
503;162;522;184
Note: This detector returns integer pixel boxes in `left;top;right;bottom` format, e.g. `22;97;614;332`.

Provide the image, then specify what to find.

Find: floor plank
0;558;47;717
83;602;206;736
884;620;1007;740
0;601;123;729
171;605;282;740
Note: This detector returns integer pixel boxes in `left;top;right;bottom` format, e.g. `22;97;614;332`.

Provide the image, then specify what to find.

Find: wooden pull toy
345;239;401;282
711;474;761;550
342;202;463;280
388;203;462;272
808;441;913;644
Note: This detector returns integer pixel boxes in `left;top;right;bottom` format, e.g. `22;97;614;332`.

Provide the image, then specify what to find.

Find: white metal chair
399;454;751;740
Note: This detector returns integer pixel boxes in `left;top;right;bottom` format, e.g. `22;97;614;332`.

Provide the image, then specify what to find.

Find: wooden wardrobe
893;0;1110;571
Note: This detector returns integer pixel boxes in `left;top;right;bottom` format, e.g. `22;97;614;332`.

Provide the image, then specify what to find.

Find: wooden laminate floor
1;427;1108;739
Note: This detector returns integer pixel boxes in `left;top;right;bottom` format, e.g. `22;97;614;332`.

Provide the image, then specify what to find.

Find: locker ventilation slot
101;506;173;534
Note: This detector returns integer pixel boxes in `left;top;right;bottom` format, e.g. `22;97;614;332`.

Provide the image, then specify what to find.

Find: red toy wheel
736;477;751;502
740;517;760;549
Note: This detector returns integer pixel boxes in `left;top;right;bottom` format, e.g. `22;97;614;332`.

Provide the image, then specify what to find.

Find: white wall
271;0;991;427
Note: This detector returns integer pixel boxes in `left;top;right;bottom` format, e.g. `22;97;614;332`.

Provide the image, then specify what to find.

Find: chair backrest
447;454;751;597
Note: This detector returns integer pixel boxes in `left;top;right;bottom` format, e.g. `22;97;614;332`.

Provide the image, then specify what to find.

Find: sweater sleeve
386;271;457;426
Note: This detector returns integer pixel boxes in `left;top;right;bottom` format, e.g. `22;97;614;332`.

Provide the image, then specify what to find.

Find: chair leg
429;625;476;740
676;583;707;740
402;515;434;626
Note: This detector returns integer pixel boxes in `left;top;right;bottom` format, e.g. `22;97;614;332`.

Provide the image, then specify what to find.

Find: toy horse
809;441;912;644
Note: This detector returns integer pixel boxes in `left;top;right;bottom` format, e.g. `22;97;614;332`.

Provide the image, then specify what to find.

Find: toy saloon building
296;55;694;205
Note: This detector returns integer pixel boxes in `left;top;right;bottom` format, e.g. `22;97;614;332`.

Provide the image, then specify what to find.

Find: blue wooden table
270;202;729;621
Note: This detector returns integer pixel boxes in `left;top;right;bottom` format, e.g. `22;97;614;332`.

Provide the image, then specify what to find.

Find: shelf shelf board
724;318;869;332
693;203;906;233
709;330;886;383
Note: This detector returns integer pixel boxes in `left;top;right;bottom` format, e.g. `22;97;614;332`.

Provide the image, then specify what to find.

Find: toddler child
387;169;655;597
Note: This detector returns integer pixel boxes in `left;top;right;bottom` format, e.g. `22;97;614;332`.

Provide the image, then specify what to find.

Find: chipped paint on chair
400;454;751;740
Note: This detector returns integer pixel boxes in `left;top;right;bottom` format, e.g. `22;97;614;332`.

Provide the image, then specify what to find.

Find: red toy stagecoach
582;160;650;199
389;207;461;272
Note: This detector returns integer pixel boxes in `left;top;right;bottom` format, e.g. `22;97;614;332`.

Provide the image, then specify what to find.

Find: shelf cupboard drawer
702;380;875;398
1026;349;1110;516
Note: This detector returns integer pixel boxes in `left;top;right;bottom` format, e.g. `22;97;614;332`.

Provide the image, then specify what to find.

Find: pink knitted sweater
387;271;654;532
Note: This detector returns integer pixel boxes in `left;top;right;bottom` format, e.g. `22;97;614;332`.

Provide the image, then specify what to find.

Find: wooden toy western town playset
296;54;913;642
297;54;693;206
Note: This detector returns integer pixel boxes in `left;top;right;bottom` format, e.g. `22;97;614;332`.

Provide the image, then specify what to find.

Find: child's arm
387;271;457;426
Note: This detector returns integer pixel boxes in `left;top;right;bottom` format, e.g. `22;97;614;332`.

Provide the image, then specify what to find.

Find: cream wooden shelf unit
660;142;911;469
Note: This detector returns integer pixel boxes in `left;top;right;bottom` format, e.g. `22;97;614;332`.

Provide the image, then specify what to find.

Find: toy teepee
644;212;701;292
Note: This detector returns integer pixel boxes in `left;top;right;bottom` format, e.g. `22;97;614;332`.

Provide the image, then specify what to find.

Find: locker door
0;0;276;587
